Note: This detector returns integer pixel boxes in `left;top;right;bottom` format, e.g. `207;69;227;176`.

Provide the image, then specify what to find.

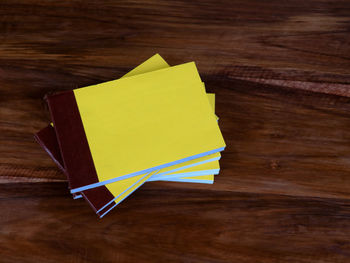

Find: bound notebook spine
33;125;80;199
45;91;100;190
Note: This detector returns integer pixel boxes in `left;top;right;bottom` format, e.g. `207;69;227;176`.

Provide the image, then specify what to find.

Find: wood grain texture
1;0;350;262
1;182;350;263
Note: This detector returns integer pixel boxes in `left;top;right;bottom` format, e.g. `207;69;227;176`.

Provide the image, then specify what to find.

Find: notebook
46;62;225;195
36;54;219;190
37;54;225;217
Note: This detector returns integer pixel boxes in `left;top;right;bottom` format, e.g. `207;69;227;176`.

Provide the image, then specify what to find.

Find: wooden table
1;1;350;262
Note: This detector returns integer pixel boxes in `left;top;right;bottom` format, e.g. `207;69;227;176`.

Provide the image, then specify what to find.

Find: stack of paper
35;54;225;218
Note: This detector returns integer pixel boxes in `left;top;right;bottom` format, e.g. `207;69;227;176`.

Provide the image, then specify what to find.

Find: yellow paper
78;55;221;215
74;62;225;191
182;174;214;181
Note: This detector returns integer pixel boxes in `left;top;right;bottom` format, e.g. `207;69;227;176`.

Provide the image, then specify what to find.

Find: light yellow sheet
77;55;222;208
74;61;225;191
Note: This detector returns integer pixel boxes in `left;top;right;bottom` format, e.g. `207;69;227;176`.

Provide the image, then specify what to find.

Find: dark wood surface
1;1;350;262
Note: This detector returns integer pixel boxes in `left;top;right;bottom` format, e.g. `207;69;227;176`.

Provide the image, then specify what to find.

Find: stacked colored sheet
35;54;225;218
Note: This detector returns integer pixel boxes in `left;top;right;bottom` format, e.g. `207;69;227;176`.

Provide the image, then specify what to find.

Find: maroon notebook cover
45;91;100;192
